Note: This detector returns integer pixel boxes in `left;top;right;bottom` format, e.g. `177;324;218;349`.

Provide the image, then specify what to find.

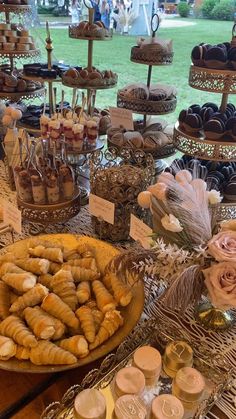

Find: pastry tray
41;318;232;419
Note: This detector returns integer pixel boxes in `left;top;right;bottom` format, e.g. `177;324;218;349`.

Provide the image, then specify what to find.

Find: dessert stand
0;3;41;97
173;25;236;219
116;15;176;173
62;1;117;115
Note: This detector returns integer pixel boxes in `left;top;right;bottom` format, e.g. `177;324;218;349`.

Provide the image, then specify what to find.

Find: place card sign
89;194;115;225
109;107;134;131
130;214;152;249
3;200;22;234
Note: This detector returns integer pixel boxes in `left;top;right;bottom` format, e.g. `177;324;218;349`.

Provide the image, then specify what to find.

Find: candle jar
163;340;193;378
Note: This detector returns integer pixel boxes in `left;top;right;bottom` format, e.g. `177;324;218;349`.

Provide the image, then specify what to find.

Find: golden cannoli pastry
0;281;10;319
76;281;91;304
30;340;77;365
70;266;100;282
92;280;117;313
9;291;18;305
2;272;37;292
76;243;94;258
15;258;50;275
85;300;97;310
0;315;37;348
58;335;89;358
29;245;63;263
48;262;61;275
64;258;98;271
63;247;80;261
24;306;55;340
30;306;66;340
38;274;53;290
76;306;96;343
91;308;104;333
89;310;123;350
41;293;79;329
51;268;77;311
0;253;15;266
0;336;17;360
0;262;26;276
109;273;132;307
15;345;30;360
10;284;49;313
102;273;112;291
28;238;64;251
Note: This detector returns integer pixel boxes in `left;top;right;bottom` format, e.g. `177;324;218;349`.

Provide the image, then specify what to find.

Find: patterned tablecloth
0;161;236;419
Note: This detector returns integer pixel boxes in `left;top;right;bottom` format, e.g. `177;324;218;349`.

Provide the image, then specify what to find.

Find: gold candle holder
163;340;193;378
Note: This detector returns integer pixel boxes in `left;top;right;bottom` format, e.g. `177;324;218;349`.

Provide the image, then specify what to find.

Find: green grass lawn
32;18;235;123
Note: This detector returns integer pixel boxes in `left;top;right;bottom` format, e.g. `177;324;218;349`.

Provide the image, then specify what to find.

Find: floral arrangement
137;170;236;312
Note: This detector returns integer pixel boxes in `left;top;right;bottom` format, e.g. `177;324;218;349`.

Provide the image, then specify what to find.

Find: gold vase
195;301;235;331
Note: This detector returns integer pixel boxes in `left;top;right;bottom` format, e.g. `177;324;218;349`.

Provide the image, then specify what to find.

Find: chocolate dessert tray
189;65;236;94
41;318;232;419
107;138;175;160
0;3;31;13
117;93;177;116
173;123;236;161
0;86;45;101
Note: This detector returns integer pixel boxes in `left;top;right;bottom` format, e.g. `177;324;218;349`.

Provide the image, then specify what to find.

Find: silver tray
41;318;232;419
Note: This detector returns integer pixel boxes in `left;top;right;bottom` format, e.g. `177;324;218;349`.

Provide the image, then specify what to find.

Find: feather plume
161;265;205;310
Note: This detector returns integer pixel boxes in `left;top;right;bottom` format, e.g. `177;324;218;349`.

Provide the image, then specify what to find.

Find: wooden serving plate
0;234;144;373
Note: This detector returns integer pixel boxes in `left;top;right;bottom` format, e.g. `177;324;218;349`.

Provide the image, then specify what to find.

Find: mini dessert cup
49;119;61;140
73;389;106;419
133;345;162;386
86;120;98;148
40;114;50;136
59;164;75;201
31;173;46;204
151;394;184;419
46;173;60;204
15;168;33;203
114;366;145;398
72;123;84;151
62;119;74;151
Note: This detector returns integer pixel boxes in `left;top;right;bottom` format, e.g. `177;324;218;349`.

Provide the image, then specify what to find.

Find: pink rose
203;262;236;310
207;231;236;262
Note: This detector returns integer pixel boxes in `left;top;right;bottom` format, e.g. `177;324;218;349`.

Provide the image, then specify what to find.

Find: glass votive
163;341;193;378
172;366;205;410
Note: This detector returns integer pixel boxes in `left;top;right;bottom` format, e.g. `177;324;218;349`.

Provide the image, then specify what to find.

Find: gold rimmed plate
0;234;144;373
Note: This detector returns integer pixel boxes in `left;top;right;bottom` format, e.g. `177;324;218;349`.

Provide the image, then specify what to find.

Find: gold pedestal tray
0;4;31;13
117;93;177;115
107;138;175;160
17;190;81;225
62;75;117;90
21;73;62;83
0;49;40;60
189;65;236;93
0;86;45;102
130;46;173;66
0;233;144;373
173;123;236;161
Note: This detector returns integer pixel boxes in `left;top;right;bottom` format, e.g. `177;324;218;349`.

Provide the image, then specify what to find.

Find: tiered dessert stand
116;14;176;172
0;3;43;102
173;30;236;219
62;1;117;115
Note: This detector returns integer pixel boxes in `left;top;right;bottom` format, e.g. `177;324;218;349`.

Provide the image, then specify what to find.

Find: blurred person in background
100;0;113;28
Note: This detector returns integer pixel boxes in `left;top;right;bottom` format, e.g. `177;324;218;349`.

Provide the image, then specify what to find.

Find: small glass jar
31;173;46;204
15;168;33;203
86;120;98;148
46;173;60;204
62;119;74;151
40;114;50;136
72;123;84;151
59;164;75;200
